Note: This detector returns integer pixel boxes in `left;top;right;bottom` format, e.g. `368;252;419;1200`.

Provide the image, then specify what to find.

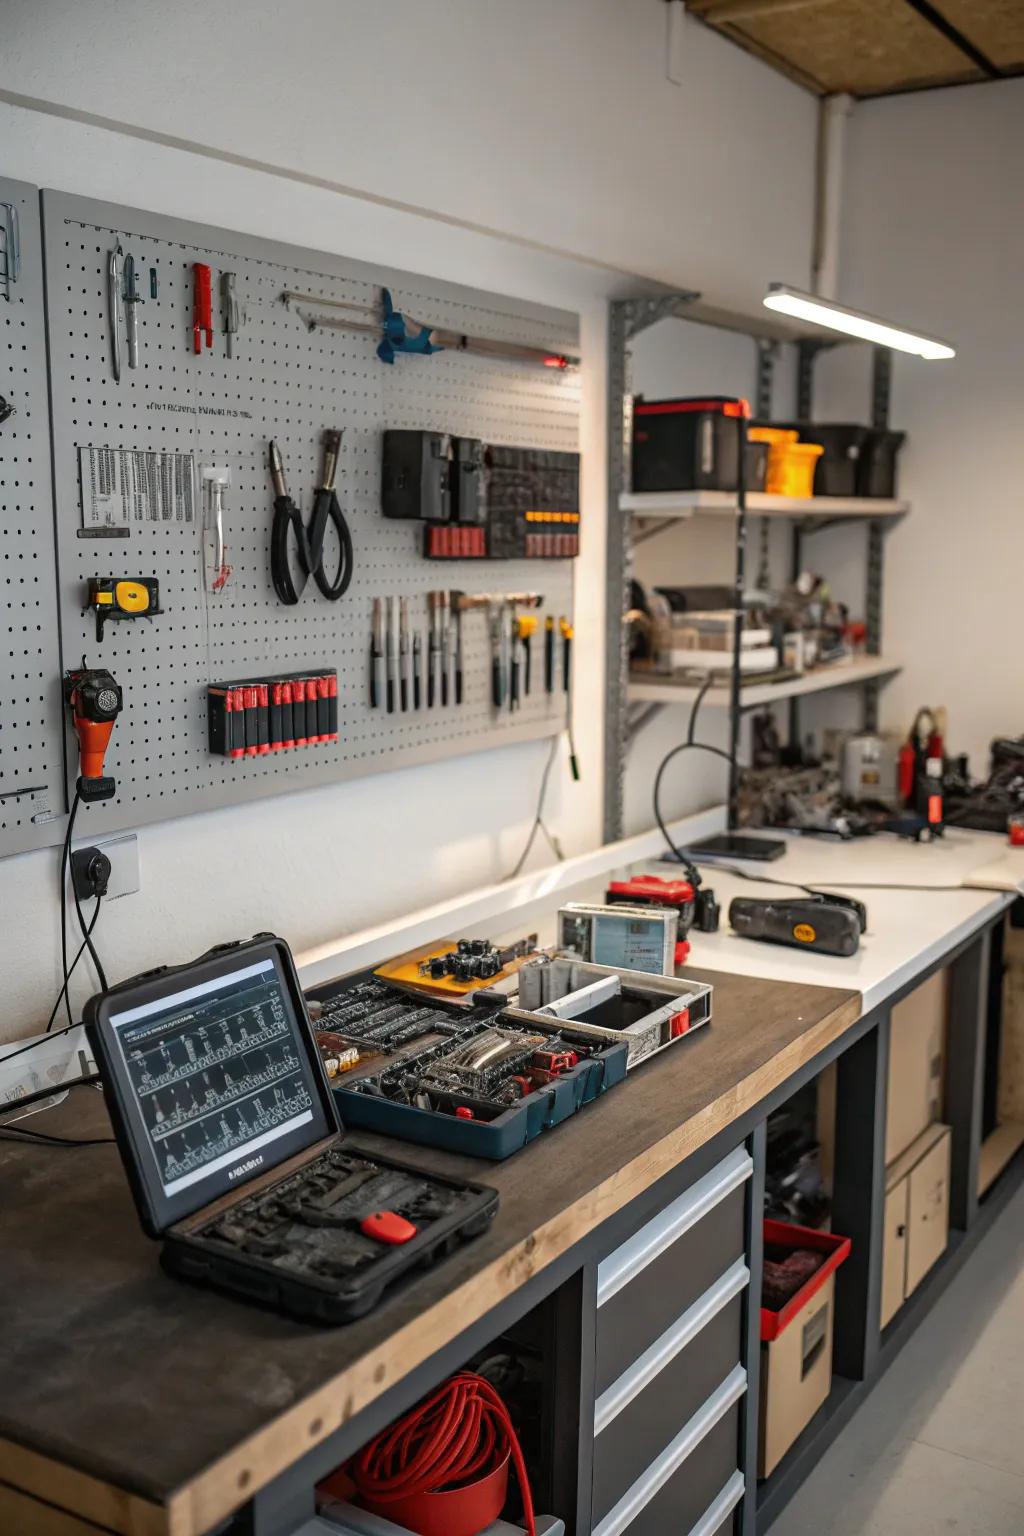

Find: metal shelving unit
604;299;907;841
628;654;902;711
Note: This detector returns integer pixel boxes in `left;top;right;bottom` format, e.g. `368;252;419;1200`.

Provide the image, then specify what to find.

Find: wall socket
70;832;141;901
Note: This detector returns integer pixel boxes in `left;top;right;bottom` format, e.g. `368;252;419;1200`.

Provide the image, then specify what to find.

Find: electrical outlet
71;832;141;901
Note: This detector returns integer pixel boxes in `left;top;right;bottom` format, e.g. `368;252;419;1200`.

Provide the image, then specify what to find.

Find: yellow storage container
749;428;824;498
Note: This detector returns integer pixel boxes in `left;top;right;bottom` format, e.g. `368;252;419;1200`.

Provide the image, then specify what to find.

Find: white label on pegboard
78;446;197;530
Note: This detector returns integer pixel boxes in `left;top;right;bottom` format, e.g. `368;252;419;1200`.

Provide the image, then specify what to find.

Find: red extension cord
351;1371;537;1536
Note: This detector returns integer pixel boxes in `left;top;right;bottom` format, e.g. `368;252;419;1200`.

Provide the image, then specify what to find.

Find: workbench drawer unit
594;1146;751;1394
589;1147;751;1534
592;1267;747;1524
592;1366;747;1536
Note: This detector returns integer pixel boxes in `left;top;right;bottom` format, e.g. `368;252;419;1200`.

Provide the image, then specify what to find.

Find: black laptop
85;934;498;1324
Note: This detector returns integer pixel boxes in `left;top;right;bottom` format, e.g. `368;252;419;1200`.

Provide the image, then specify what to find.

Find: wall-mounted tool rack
0;185;580;859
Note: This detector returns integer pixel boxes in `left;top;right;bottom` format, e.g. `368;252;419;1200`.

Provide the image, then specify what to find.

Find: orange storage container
749;428;823;498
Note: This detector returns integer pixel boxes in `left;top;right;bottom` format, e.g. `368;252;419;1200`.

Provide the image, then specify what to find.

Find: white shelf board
620;489;909;521
628;655;902;709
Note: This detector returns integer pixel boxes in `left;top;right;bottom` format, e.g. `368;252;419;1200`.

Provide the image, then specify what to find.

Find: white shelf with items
627;654;902;711
620;489;909;523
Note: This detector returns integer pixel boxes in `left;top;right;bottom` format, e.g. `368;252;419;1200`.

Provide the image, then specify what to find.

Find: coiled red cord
351;1370;536;1536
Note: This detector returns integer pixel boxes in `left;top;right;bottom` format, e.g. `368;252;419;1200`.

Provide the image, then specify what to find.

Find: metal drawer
687;1470;745;1536
592;1366;746;1536
592;1285;745;1525
596;1147;751;1395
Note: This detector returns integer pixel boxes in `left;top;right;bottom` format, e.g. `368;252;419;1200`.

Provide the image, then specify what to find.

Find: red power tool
64;664;123;802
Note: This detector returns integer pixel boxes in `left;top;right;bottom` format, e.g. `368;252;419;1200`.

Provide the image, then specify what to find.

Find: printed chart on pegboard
0;177;66;858
41;191;580;838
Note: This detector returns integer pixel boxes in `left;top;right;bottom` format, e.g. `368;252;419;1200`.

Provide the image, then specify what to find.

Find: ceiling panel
937;0;1024;70
686;0;1023;96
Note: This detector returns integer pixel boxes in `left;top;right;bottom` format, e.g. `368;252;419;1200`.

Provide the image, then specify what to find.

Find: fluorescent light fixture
763;284;955;360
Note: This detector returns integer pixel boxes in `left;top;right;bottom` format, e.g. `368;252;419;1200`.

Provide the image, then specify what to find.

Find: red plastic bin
760;1218;852;1342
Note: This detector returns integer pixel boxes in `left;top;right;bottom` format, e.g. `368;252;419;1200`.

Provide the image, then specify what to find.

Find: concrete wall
0;2;818;1036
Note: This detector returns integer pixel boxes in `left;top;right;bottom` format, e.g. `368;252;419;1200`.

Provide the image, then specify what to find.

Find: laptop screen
95;941;335;1230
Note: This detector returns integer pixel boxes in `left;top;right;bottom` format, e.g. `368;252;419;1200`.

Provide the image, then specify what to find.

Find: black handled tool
413;632;422;710
370;597;384;708
545;615;555;693
729;894;865;957
268;433;354;605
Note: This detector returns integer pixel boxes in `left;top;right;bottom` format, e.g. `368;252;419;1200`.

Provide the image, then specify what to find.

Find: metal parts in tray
310;972;628;1161
511;958;714;1067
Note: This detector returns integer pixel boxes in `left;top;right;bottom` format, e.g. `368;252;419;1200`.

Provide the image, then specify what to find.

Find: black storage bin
858;428;905;498
631;396;755;493
759;421;870;498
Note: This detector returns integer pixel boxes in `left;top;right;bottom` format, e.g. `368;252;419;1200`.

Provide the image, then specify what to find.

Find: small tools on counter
192;261;214;353
729;893;867;957
268;431;355;605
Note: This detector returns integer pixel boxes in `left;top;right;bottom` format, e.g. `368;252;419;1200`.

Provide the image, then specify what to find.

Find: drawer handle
686;1469;746;1536
598;1146;752;1306
595;1258;749;1435
592;1365;747;1536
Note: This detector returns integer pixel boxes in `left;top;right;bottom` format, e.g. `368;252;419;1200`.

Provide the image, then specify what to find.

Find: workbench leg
546;1263;597;1536
948;927;993;1232
234;1460;315;1536
740;1121;766;1536
831;1012;890;1380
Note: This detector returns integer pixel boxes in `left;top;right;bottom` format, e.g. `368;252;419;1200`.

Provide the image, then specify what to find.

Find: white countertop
296;808;1018;1019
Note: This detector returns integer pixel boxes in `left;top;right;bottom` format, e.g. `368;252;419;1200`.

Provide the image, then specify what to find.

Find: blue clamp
377;288;442;364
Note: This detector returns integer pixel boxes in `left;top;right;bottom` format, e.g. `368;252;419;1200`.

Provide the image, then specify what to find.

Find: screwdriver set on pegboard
3;186;582;850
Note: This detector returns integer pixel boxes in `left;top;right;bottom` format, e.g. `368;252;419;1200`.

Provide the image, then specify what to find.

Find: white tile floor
774;1182;1024;1535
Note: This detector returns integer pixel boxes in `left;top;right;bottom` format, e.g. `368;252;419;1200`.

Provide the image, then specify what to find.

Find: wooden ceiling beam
701;0;839;23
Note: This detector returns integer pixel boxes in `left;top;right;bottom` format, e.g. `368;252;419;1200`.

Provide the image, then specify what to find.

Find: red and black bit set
207;669;338;759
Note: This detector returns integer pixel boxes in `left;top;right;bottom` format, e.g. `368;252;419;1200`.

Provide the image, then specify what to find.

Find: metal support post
831;1012;890;1380
602;291;699;842
948;928;993;1231
864;346;894;730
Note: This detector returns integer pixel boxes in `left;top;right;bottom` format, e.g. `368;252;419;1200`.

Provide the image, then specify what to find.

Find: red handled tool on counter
192;262;214;353
64;663;123;801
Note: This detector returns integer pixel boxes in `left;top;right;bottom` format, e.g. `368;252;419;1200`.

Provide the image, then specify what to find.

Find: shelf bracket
623;290;702;341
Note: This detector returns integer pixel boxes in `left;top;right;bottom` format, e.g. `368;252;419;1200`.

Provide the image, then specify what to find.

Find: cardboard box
882;1122;951;1327
760;1273;835;1479
886;969;947;1165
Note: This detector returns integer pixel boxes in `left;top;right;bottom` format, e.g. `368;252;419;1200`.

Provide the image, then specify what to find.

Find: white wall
0;3;819;1038
0;0;817;313
833;78;1024;770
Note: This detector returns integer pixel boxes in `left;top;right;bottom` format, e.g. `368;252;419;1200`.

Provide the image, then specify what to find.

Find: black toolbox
85;935;498;1324
858;428;905;498
761;422;904;498
630;396;764;494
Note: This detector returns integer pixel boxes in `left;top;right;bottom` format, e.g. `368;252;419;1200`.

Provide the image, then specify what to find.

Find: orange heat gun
64;664;123;802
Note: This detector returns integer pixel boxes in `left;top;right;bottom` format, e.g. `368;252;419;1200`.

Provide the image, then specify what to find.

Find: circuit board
374;934;539;998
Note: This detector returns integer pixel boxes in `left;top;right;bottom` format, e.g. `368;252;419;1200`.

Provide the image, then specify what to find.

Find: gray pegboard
40;191;579;839
0;177;65;856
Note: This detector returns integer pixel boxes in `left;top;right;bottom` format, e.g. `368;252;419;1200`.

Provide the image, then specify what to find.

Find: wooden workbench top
0;966;859;1536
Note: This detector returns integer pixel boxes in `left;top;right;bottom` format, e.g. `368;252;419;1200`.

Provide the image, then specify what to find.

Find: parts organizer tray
85;936;498;1324
309;972;629;1161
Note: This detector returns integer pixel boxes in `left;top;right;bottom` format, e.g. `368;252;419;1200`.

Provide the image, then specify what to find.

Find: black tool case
630;396;763;493
309;970;628;1160
85;936;498;1325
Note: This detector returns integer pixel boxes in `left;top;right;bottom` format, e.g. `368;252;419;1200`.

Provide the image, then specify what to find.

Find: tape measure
86;578;160;640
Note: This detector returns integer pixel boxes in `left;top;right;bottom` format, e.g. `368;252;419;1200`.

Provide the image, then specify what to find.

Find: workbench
2;810;1021;1536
